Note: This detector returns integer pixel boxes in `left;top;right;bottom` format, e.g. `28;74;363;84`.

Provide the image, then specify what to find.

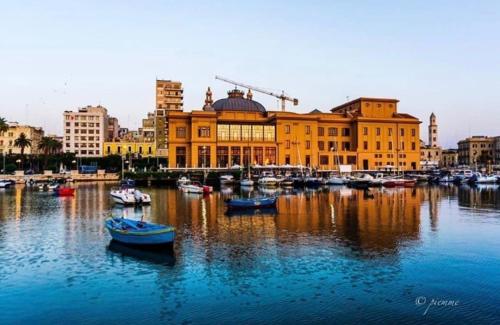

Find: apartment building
63;105;111;157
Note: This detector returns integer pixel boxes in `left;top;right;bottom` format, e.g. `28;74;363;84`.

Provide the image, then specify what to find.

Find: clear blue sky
1;0;499;148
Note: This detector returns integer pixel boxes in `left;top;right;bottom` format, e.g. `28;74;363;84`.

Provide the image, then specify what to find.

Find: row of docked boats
431;170;500;185
216;171;418;189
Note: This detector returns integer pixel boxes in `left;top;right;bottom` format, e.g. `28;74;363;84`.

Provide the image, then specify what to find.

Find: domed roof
212;89;266;113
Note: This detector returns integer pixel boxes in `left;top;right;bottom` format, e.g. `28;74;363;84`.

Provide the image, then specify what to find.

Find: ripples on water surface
0;183;499;324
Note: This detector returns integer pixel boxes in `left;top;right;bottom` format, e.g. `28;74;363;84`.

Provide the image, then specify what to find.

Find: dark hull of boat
226;197;277;210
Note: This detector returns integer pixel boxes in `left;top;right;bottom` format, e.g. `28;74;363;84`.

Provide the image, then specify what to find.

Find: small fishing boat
55;187;75;196
240;178;254;187
110;188;152;205
179;181;213;194
468;172;497;184
258;172;278;187
219;174;235;185
368;173;385;187
225;197;277;209
105;217;176;246
325;175;347;185
382;178;416;188
177;176;191;186
0;180;11;188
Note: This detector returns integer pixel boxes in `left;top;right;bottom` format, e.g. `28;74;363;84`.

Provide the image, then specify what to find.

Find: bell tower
428;112;438;147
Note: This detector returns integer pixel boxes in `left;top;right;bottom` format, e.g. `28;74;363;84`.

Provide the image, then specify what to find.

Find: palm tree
14;132;32;157
38;137;63;170
0;117;8;134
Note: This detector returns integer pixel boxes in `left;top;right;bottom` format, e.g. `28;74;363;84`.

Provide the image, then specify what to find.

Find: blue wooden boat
225;197;277;209
105;217;175;246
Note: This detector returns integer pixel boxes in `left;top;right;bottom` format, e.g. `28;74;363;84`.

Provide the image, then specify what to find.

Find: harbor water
0;183;499;324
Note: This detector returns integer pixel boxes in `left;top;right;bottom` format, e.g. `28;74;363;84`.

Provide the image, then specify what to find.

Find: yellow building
164;88;421;170
103;141;156;157
0;122;44;155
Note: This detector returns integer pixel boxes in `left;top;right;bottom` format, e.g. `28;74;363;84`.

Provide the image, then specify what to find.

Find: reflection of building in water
332;188;422;252
159;187;424;256
458;185;500;210
418;186;442;231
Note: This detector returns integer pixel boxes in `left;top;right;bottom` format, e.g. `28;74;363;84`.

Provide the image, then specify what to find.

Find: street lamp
16;159;21;170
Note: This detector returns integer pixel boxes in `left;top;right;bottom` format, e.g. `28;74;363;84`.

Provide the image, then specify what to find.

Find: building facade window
198;127;210;138
263;125;275;141
320;155;329;165
265;147;276;165
318;141;324;151
318;127;324;136
286;140;290;149
328;127;338;136
376;128;381;136
176;127;186;138
305;125;311;135
376;141;381;150
217;124;229;141
363;141;368;150
306;140;311;149
252;125;264;141
230;125;241;141
217;146;229;167
241;125;251;141
363;127;368;135
243;147;251;166
198;146;210;168
342;128;350;136
342;142;350;151
231;147;241;166
253;147;263;165
285;125;290;134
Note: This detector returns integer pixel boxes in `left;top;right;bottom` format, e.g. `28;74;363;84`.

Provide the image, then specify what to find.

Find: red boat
56;187;76;196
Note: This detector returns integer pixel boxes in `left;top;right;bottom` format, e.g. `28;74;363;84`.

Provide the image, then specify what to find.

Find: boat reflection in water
107;240;176;266
225;207;278;217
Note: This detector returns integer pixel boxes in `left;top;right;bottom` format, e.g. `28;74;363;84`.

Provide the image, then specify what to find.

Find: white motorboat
179;181;213;194
219;174;235;185
240;178;254;187
258;171;278;187
177;176;191;186
325;175;347;185
0;180;11;188
110;188;151;205
471;172;497;184
369;173;385;186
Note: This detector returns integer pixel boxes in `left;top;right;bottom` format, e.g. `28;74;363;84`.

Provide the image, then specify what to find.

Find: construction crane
215;75;298;112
